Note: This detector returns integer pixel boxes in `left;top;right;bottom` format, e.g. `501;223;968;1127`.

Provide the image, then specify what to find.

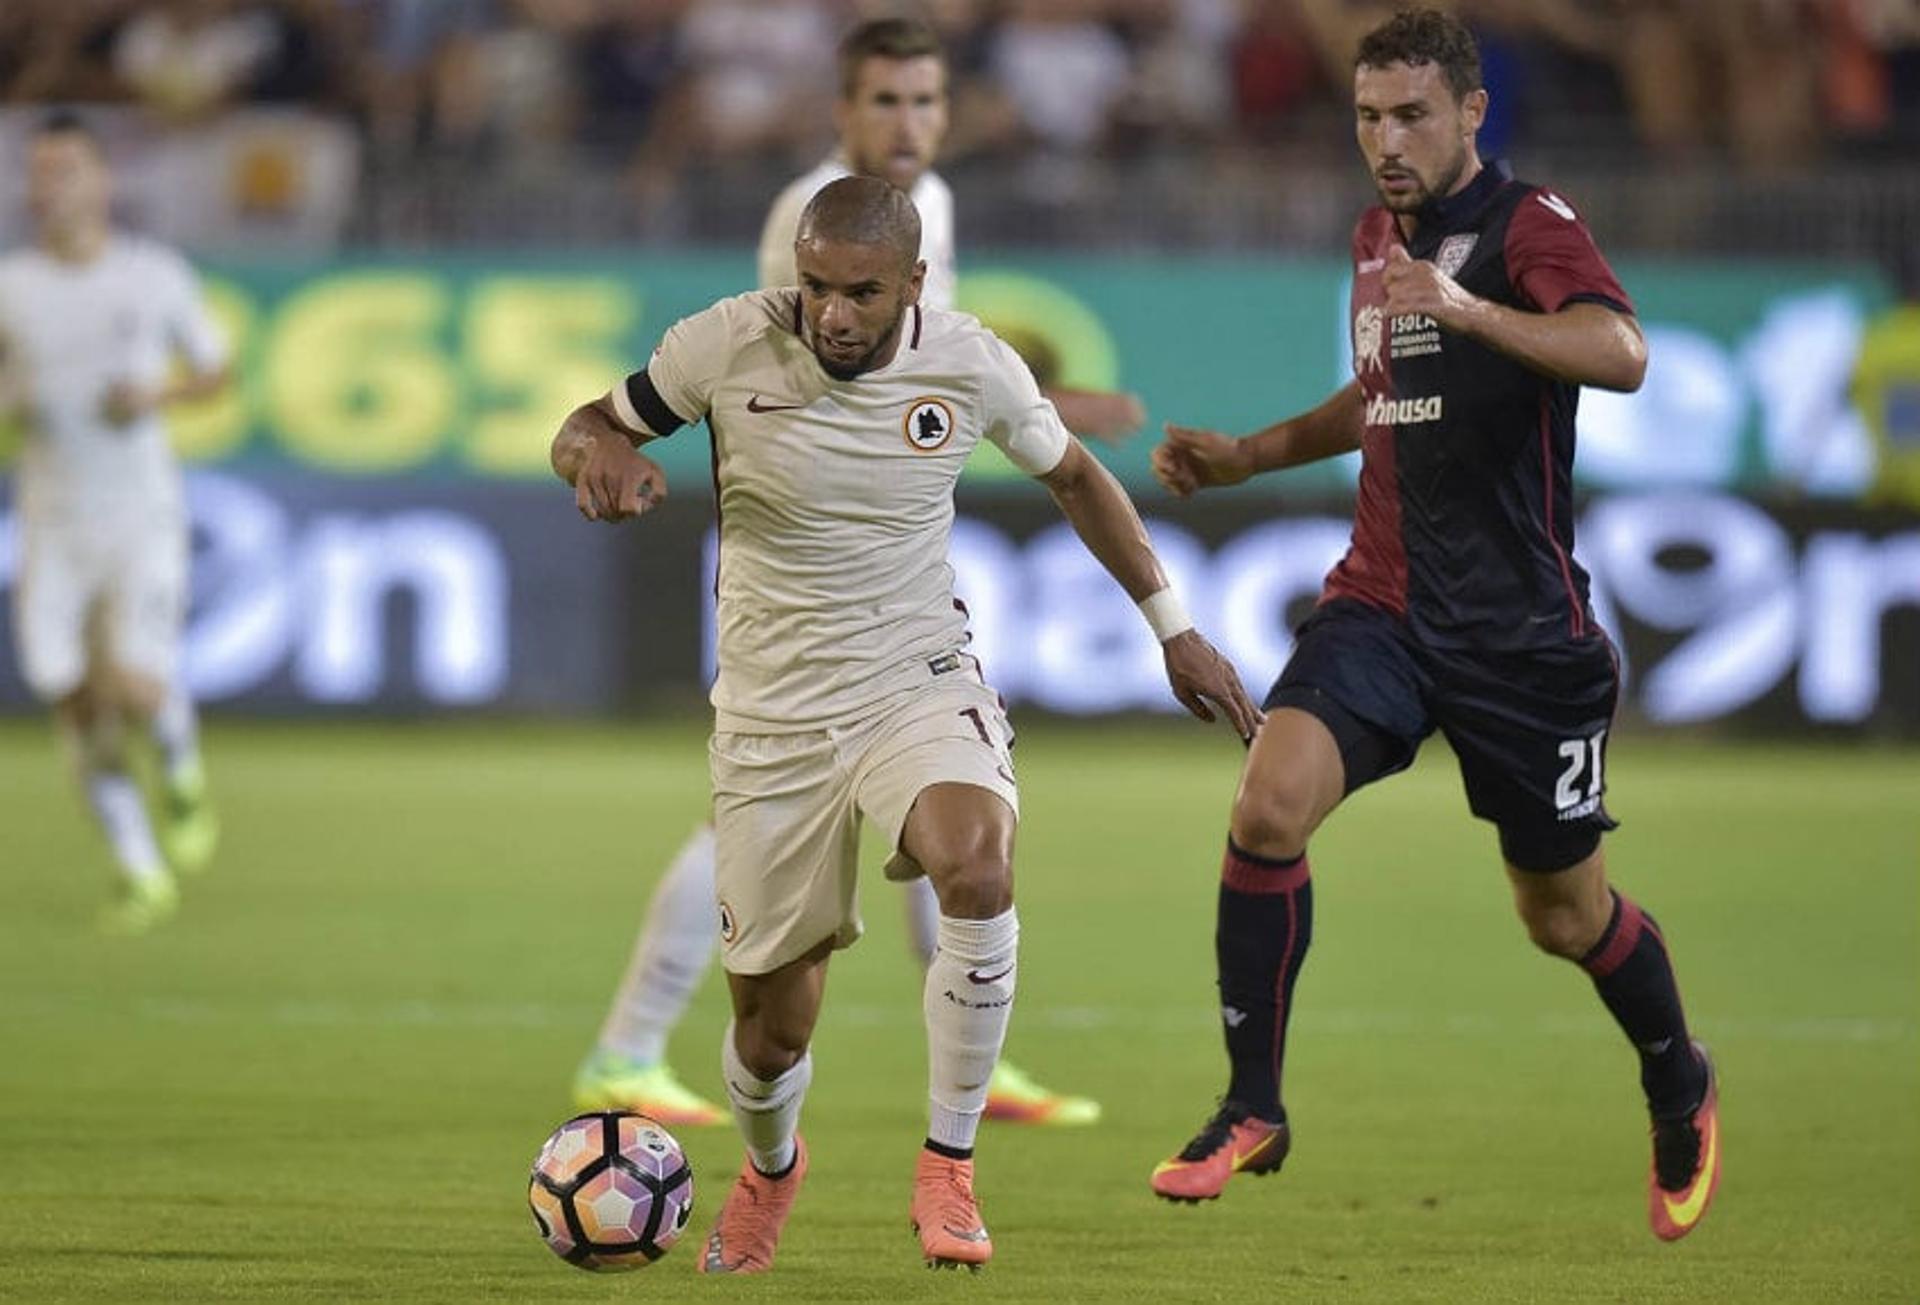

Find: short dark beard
811;303;907;380
1379;144;1471;214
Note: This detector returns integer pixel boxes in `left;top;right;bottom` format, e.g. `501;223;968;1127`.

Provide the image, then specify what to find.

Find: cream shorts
709;674;1018;975
12;513;186;701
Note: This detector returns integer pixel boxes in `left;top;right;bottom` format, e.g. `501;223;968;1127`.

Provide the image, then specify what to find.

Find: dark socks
1216;838;1313;1124
1580;890;1706;1117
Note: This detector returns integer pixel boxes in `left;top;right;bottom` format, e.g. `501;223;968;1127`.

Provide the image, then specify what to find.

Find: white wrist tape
1138;588;1195;643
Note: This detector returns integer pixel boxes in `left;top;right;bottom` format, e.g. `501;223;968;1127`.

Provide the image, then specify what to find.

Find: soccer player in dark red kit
1147;8;1720;1241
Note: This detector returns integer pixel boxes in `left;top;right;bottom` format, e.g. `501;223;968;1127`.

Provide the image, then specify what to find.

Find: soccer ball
528;1111;694;1271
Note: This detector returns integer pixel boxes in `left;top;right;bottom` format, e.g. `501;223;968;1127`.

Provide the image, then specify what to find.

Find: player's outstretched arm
1380;244;1647;392
551;398;667;523
1153;381;1363;497
1039;438;1263;740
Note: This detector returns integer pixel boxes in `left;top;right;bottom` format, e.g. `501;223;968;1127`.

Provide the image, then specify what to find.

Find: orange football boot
1650;1044;1721;1242
910;1149;993;1270
698;1135;808;1274
1151;1101;1290;1203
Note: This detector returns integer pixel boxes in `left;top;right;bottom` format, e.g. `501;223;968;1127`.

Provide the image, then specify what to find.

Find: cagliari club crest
903;397;956;451
1354;304;1386;374
1435;233;1478;278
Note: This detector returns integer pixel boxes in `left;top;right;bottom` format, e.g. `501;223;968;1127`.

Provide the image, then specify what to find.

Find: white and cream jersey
610;289;1068;732
0;235;226;520
757;156;957;310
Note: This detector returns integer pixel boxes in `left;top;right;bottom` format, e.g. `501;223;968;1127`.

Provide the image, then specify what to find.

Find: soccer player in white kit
573;15;1140;1131
0;113;228;933
553;176;1259;1272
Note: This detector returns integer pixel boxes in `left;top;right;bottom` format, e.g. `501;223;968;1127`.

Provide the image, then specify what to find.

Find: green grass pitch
1;719;1915;1303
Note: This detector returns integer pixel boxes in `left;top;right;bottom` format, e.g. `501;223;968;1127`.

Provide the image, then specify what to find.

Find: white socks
722;1021;811;1177
597;825;719;1065
903;874;940;967
87;772;167;883
923;908;1019;1153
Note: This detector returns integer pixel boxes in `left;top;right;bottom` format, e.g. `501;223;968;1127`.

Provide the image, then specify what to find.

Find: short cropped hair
837;17;944;98
1355;8;1482;101
797;174;922;270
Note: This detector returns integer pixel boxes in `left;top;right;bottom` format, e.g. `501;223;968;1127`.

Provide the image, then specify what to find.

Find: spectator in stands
573;0;686;159
674;0;836;160
988;0;1134;153
2;0;134;105
1112;0;1239;152
113;0;285;123
1230;0;1321;143
359;0;493;158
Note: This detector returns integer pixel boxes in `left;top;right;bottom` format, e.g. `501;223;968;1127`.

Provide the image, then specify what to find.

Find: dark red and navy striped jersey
1323;161;1633;651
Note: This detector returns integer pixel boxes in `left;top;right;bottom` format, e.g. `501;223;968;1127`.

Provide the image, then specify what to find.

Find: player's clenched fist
552;403;667;523
1162;629;1264;742
576;440;666;522
1152;422;1252;497
1380;243;1480;330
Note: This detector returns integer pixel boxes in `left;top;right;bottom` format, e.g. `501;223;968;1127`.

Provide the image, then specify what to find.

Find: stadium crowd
4;0;1917;178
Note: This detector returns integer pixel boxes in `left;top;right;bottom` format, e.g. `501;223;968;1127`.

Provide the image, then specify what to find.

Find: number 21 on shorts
1554;728;1607;818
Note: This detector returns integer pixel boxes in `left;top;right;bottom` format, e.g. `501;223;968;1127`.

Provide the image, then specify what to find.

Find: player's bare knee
1229;780;1317;859
1518;900;1606;960
732;1012;809;1079
909;798;1014;918
114;671;166;722
927;846;1012;919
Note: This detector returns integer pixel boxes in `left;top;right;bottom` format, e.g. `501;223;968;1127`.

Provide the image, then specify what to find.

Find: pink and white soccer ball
528;1111;694;1271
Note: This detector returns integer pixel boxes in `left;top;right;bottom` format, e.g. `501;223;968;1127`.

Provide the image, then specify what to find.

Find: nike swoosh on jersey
746;395;806;413
966;964;1014;985
1537;192;1577;221
1661;1112;1719;1226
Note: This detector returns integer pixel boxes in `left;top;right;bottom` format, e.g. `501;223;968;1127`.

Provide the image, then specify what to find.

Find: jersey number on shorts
1554;729;1607;813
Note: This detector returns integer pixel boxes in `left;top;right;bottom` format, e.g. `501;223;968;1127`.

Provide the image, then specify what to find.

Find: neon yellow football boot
159;758;219;875
98;873;180;936
984;1059;1102;1126
571;1049;728;1127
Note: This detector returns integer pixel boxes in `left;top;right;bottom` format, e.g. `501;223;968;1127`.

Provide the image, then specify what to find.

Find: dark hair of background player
34;108;102;151
837;17;945;99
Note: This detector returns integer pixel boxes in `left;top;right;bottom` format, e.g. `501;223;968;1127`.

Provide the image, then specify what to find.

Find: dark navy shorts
1264;599;1620;866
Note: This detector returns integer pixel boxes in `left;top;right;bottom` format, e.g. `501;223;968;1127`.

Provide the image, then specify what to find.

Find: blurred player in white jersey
573;17;1138;1129
553;175;1259;1271
0;114;228;933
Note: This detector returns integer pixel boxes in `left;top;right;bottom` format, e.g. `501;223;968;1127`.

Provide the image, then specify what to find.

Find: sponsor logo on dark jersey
1365;393;1444;426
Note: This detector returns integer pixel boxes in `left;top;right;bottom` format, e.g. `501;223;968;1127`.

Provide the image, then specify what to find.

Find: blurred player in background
553;176;1257;1271
0;112;227;932
572;16;1134;1131
1146;9;1720;1241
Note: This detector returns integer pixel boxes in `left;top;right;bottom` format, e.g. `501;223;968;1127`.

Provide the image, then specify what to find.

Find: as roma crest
903;397;956;451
